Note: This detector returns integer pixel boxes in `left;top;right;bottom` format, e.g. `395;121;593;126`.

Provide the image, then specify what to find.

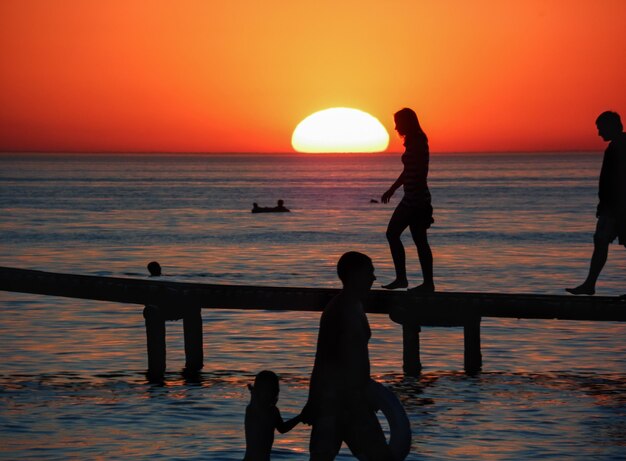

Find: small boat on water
251;200;290;213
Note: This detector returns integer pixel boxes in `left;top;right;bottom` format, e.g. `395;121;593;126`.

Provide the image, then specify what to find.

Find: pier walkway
1;266;625;377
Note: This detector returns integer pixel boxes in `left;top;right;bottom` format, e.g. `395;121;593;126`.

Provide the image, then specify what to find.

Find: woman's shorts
393;201;434;230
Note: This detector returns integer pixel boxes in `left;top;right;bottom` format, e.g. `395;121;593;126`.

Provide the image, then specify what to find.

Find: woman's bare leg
409;224;434;292
383;207;410;289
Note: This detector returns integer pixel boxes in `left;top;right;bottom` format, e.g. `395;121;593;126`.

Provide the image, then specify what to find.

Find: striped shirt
400;137;431;208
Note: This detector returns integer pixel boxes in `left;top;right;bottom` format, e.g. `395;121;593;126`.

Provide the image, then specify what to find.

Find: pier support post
402;324;422;376
143;304;204;380
183;306;204;372
143;305;166;380
463;317;482;374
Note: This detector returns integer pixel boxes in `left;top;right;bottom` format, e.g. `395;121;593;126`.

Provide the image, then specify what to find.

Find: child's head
249;370;280;404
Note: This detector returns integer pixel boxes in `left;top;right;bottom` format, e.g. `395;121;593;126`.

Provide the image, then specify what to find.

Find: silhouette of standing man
302;252;392;461
567;111;626;295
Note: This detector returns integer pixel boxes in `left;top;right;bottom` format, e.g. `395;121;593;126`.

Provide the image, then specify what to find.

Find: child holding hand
243;370;302;461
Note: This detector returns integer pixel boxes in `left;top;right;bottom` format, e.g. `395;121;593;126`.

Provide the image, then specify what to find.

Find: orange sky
1;0;625;153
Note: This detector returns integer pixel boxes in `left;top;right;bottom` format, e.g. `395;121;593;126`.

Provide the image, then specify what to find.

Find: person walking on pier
301;252;393;460
567;111;626;295
381;107;435;292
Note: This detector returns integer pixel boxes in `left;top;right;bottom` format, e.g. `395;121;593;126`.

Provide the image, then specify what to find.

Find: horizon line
0;149;601;156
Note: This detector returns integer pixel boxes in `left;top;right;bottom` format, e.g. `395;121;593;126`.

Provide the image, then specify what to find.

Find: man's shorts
594;215;620;245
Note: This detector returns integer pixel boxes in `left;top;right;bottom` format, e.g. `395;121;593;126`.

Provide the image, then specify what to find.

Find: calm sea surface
0;153;625;460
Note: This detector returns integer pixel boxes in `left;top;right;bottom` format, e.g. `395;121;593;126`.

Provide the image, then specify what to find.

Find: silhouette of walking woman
381;108;435;292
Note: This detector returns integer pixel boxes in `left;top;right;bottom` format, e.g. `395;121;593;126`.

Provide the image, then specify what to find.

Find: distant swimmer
274;199;289;212
243;370;302;461
567;111;626;295
381;108;435;293
147;261;162;277
251;200;291;213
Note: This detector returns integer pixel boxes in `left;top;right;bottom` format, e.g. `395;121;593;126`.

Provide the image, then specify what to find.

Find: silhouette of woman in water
381;108;435;292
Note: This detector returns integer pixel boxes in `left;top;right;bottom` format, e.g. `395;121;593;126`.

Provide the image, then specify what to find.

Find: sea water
0;153;625;460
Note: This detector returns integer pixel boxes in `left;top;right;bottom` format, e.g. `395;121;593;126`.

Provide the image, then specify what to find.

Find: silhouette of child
243;370;301;461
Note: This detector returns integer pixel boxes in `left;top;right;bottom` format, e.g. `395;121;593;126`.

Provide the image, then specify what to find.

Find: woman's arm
381;171;405;203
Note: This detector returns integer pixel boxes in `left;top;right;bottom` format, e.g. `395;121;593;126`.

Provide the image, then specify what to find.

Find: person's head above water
249;370;280;405
147;261;161;277
277;199;284;207
596;111;623;142
394;107;428;144
337;251;376;293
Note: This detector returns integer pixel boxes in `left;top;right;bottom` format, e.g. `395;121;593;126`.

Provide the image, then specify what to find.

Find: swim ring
368;379;412;460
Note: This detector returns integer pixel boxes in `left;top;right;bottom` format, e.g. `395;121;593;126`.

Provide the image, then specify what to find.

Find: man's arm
335;304;371;392
301;302;342;422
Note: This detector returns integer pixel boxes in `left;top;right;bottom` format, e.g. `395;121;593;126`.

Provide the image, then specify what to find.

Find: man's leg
566;242;609;295
309;416;342;461
343;410;393;461
567;216;615;295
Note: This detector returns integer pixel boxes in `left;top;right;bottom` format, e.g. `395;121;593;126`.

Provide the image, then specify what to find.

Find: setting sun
291;108;389;153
